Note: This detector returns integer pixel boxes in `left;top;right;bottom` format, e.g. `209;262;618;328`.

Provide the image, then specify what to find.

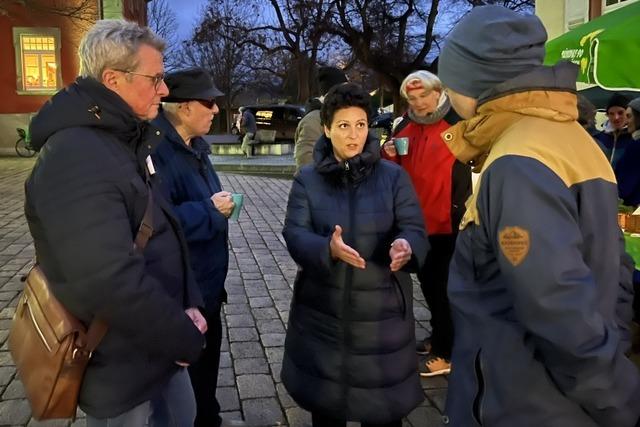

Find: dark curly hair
320;83;371;127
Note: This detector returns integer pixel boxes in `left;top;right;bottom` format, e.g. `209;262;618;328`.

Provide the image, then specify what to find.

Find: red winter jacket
382;111;471;235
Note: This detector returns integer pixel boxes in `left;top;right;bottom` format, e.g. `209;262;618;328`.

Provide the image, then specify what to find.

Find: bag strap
134;187;154;252
84;318;108;353
84;182;155;352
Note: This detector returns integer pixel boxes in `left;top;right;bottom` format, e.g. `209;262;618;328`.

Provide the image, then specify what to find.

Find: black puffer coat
281;134;429;423
25;77;204;418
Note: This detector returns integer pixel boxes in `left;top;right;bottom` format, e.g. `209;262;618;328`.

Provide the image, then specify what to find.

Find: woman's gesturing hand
330;225;366;269
389;238;412;271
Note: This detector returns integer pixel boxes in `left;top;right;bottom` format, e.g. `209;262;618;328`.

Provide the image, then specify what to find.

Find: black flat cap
162;68;223;102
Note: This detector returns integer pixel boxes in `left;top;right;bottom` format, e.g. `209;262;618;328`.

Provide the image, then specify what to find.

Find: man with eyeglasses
151;68;247;427
25;20;207;426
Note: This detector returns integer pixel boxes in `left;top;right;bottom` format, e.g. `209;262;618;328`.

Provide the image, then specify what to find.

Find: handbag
9;185;154;420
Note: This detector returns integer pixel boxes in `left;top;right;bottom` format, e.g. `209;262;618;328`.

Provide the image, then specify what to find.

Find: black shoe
416;338;432;355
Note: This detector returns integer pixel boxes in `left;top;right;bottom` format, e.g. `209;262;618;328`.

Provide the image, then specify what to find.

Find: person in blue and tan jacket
438;6;640;427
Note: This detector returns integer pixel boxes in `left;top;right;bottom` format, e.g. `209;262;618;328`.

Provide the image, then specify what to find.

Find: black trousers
416;234;457;360
312;412;402;427
188;300;223;427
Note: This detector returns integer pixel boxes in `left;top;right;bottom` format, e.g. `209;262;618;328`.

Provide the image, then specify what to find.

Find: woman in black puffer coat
281;83;429;427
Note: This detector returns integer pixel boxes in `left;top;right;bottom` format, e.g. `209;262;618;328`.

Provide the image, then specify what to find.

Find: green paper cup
394;137;409;155
230;193;244;221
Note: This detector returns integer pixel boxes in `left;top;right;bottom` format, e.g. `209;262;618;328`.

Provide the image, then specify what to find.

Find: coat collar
153;110;211;158
313;133;381;186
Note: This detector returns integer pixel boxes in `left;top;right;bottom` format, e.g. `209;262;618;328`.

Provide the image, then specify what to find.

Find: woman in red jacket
382;70;471;376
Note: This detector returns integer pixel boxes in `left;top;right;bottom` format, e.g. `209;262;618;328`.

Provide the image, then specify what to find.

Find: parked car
370;111;393;132
239;104;305;142
369;111;393;144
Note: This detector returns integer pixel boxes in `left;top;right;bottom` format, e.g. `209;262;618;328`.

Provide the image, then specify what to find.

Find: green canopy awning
544;2;640;91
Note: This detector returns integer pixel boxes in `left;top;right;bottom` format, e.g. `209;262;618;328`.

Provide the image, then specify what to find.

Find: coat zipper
340;175;355;411
610;134;617;164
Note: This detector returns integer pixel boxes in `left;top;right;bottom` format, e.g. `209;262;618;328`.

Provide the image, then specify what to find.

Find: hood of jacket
30;77;153;153
443;62;579;172
312;132;381;186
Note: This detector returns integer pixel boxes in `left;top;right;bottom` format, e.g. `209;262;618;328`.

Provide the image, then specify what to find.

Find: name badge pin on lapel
146;155;156;176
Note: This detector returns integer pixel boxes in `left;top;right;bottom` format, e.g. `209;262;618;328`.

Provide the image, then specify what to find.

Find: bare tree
180;0;267;131
186;0;535;113
328;0;441;112
329;0;535;113
464;0;534;12
147;0;181;70
0;0;97;22
196;0;337;103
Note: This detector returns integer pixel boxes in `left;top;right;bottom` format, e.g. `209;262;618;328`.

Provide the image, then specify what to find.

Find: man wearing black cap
594;93;633;168
294;66;348;172
151;68;246;427
438;6;640;427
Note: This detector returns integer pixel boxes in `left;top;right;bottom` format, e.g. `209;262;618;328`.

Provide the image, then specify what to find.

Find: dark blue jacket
594;128;634;169
152;111;229;307
615;136;640;206
443;63;640;427
281;134;429;423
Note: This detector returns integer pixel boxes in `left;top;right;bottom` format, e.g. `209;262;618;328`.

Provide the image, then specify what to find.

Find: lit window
13;27;62;94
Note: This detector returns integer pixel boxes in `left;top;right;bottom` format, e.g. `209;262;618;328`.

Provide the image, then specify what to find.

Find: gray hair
78;19;165;80
400;70;442;99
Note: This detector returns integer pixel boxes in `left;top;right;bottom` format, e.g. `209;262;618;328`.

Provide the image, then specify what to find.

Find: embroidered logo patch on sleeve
498;226;530;266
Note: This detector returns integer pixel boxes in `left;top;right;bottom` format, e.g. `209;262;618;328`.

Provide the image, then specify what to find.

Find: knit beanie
629;97;640;114
606;93;630;112
318;66;348;96
439;6;547;98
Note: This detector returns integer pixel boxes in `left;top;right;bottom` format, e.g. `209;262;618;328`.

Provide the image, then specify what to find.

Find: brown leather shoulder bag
9;186;154;420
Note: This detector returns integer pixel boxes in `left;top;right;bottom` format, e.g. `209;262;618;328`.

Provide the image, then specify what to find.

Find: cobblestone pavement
0;158;447;427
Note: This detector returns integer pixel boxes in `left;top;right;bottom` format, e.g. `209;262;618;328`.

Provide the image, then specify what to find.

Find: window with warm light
13;28;62;94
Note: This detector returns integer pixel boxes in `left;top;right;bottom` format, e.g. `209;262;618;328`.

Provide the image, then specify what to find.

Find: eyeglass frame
113;69;165;92
194;99;217;109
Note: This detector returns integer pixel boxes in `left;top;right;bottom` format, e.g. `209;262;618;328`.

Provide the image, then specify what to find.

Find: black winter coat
25;78;205;418
281;134;429;423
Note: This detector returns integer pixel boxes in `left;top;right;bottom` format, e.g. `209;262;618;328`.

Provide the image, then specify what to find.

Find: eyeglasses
114;69;165;91
166;98;218;109
195;99;217;109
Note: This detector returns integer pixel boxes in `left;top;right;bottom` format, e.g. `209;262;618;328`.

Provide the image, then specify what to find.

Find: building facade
0;0;149;155
537;0;639;40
